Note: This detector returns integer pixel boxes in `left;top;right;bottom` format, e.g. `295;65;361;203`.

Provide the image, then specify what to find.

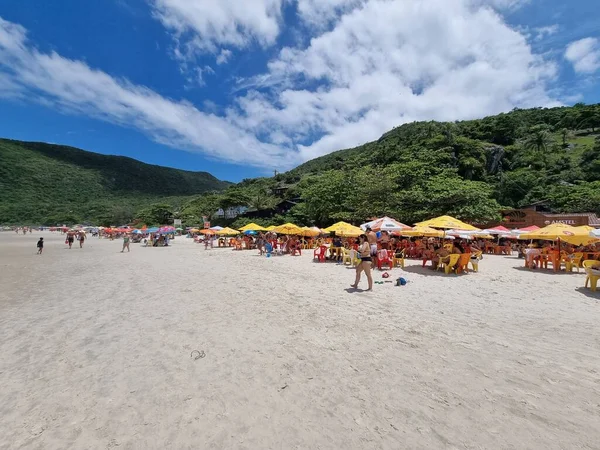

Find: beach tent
239;223;267;232
272;223;304;235
323;222;363;237
360;216;411;232
415;215;480;231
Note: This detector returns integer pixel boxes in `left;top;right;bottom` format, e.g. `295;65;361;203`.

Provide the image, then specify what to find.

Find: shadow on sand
574;286;600;299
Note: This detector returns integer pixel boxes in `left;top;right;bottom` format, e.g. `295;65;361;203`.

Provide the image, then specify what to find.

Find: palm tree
560;128;573;148
522;125;553;164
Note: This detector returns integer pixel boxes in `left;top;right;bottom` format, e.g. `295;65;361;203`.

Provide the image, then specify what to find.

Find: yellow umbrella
216;227;240;236
301;226;320;237
239;223;267;232
415;215;480;231
272;223;304;235
265;225;277;231
401;225;444;237
323;221;363;237
520;223;598;246
190;228;201;233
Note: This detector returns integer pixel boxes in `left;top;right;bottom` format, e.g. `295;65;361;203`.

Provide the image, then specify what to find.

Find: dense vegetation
2;103;599;227
0;139;231;225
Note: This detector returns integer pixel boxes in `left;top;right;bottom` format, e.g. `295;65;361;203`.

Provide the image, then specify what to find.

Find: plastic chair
583;260;600;292
470;251;482;272
313;245;327;262
342;248;354;265
377;249;393;270
393;249;405;268
546;251;562;272
440;254;461;274
455;253;471;274
569;252;584;272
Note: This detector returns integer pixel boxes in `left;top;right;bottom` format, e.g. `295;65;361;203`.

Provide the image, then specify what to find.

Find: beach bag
395;277;407;286
65;239;68;244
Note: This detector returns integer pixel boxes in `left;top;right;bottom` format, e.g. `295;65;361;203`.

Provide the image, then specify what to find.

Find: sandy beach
1;231;599;450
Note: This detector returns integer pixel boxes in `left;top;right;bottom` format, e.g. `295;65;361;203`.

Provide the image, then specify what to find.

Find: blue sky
0;0;599;182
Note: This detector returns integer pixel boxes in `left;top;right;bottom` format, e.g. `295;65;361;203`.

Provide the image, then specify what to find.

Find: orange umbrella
200;229;216;235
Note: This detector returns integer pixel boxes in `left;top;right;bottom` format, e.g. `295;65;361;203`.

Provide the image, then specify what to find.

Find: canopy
216;227;240;236
361;216;411;232
520;223;599;246
272;223;304;235
401;225;444;237
323;221;363;237
415;215;480;231
239;223;267;232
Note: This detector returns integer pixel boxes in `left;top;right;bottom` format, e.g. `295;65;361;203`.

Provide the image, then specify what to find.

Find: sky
0;0;599;182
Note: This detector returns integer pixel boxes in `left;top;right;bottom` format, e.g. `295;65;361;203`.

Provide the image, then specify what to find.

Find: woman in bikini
351;234;373;291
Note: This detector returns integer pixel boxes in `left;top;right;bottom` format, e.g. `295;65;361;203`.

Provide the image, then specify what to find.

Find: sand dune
0;232;599;449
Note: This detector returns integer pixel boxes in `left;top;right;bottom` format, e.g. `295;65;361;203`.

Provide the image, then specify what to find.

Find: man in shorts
366;226;378;267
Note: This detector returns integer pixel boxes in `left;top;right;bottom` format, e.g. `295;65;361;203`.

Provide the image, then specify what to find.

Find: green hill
0;139;231;225
2;103;600;227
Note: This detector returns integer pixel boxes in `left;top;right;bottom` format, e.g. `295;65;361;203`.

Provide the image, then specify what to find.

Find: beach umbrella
146;227;160;233
483;225;511;235
360;216;411;232
216;227;239;236
520;223;598;246
199;229;216;235
239;223;267;232
132;229;143;234
323;221;363;237
210;226;224;231
590;228;600;238
272;223;304;235
244;230;258;235
400;225;444;237
265;225;277;231
415;215;480;231
300;226;320;237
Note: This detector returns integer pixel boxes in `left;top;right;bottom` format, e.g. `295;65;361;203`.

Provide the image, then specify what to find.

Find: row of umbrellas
188;215;600;246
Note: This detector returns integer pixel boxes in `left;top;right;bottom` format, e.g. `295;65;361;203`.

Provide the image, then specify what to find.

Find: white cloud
0;0;561;171
0;16;292;168
533;24;559;41
565;37;600;74
151;0;284;57
216;49;232;65
232;0;559;161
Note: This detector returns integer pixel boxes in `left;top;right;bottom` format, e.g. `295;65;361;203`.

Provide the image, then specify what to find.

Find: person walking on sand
365;226;378;267
67;233;74;249
36;237;44;255
351;234;373;291
121;234;130;252
79;232;85;249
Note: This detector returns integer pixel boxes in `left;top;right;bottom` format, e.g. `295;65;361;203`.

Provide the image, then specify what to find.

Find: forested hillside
2;103;599;227
183;103;600;229
0;139;231;225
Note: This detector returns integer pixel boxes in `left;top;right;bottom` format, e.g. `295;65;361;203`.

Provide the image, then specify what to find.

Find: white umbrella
360;216;410;232
590;229;600;238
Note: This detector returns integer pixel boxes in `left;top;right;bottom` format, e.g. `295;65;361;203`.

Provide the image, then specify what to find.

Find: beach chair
393;249;405;268
342;248;354;265
546;251;562;272
567;252;584;272
313;245;327;262
470;251;482;272
455;253;471;274
583;260;600;292
440;254;461;274
377;249;393;271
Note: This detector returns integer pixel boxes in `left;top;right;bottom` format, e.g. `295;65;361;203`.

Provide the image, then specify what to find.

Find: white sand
0;231;599;449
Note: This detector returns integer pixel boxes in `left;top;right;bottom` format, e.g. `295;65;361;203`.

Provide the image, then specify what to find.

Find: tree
559;128;573;148
135;203;174;225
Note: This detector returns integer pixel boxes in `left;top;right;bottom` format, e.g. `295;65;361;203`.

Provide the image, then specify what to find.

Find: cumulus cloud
0;0;561;170
0;16;292;168
565;37;600;74
151;0;284;57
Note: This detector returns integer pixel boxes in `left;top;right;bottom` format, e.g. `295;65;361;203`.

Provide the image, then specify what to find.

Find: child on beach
36;237;44;255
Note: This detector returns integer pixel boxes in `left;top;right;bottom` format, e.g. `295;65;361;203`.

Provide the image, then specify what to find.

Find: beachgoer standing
121;234;130;252
351;234;373;291
366;226;378;266
37;237;44;255
79;232;85;248
67;233;74;249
